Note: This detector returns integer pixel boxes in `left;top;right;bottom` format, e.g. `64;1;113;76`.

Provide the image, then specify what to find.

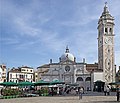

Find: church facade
37;3;116;91
37;47;96;91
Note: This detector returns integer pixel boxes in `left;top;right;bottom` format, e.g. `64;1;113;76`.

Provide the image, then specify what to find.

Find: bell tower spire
98;3;115;84
65;45;69;53
103;2;109;14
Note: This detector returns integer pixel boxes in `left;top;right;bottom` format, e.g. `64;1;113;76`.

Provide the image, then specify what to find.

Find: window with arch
109;28;112;33
105;28;108;33
85;77;91;81
76;77;83;81
10;74;12;79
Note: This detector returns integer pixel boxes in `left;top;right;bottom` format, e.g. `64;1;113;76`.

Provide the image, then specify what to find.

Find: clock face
104;38;108;44
104;37;113;45
108;37;113;44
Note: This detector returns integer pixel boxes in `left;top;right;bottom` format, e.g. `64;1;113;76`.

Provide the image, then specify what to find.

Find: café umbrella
17;81;34;86
0;82;17;86
50;80;65;85
115;82;120;85
109;82;120;85
109;82;116;85
34;80;50;86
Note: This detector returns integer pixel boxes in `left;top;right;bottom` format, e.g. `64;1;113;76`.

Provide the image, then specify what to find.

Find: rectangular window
10;74;12;79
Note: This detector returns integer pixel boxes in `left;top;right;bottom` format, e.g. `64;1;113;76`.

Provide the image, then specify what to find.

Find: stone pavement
0;96;119;103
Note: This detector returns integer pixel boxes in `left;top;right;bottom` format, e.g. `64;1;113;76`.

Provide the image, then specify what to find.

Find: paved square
0;96;119;103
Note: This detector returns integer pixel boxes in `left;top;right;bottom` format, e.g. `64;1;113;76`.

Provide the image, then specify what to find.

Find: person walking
78;87;84;100
106;85;110;95
116;86;120;101
104;85;107;96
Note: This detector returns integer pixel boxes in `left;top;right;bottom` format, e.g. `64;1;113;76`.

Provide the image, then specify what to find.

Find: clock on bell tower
98;2;115;83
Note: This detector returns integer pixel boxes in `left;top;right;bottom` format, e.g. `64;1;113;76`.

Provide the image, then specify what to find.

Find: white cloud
14;17;42;37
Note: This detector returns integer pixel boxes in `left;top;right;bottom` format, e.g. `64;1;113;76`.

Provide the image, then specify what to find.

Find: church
37;3;116;91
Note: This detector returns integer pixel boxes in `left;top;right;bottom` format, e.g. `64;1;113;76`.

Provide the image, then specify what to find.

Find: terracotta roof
86;63;99;72
86;63;98;67
8;69;21;73
37;64;50;68
19;66;33;69
39;69;49;73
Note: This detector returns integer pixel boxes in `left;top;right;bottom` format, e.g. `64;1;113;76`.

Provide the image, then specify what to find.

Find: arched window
85;77;91;81
76;77;83;81
109;28;112;33
105;28;108;33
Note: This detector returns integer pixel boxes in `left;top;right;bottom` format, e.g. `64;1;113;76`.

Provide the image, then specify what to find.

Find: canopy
115;82;120;85
50;80;65;85
17;81;34;86
94;80;105;85
34;80;50;86
109;82;116;85
109;82;120;85
0;82;17;86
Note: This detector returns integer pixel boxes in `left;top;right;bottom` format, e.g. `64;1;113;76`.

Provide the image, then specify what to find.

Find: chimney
59;58;61;62
83;58;85;63
50;59;52;64
74;57;76;62
115;65;116;73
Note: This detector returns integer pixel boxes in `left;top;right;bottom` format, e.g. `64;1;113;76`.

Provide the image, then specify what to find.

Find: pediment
60;60;75;65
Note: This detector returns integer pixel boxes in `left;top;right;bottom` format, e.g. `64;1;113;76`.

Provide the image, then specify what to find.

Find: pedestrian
0;88;3;95
104;85;107;96
116;86;120;101
51;87;54;96
106;85;110;95
78;87;84;100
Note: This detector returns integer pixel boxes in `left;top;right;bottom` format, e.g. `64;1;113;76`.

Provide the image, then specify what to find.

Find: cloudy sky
0;0;120;70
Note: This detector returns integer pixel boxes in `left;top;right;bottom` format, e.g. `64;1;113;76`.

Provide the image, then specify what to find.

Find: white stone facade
38;48;92;90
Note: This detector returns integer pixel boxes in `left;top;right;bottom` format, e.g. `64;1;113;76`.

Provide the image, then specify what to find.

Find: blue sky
0;0;120;71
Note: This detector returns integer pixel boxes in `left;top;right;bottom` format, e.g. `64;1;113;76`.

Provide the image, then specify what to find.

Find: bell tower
98;2;115;83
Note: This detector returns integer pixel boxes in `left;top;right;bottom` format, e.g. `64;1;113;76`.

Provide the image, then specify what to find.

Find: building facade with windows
0;64;7;83
7;66;34;83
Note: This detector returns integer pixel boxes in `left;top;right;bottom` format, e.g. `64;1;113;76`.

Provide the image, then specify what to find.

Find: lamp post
90;71;92;91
